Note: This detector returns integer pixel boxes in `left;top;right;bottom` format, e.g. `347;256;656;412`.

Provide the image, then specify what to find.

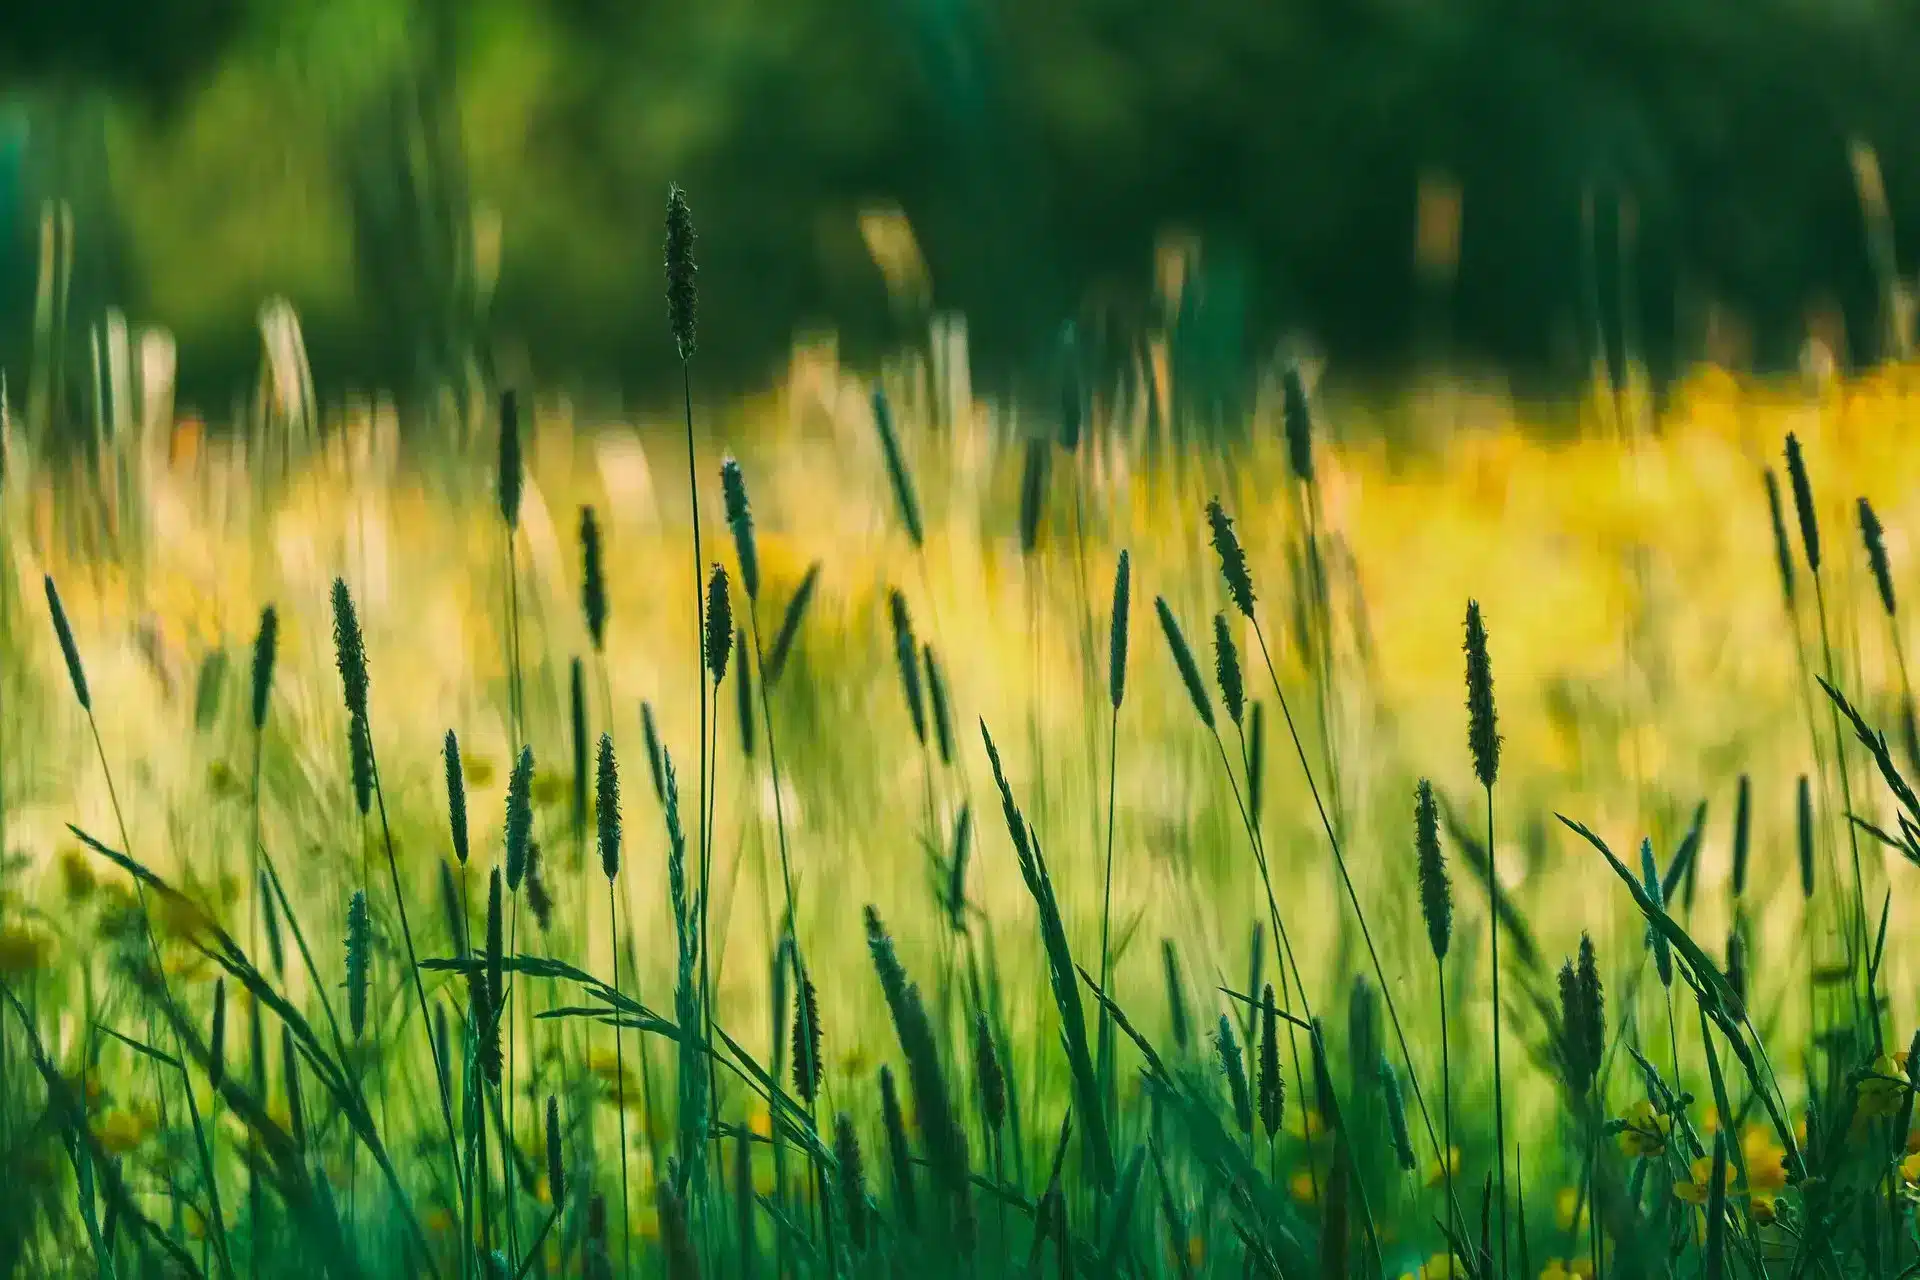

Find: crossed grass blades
5;188;1920;1280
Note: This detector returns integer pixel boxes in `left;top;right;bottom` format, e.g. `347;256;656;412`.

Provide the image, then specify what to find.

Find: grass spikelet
974;1010;1006;1134
329;578;369;723
791;966;821;1106
705;564;734;683
282;1023;306;1150
1258;984;1283;1139
1860;496;1897;616
734;629;755;757
525;842;553;932
1639;839;1672;987
889;589;927;744
835;1113;869;1252
871;387;924;548
1764;467;1797;605
1162;941;1190;1052
1216;1014;1253;1137
443;731;470;866
1785;432;1820;572
1109;550;1131;710
642;702;667;803
720;457;759;603
1731;774;1751;898
657;1179;702;1279
1415;780;1451;961
571;658;590;833
1018;436;1049;555
439;859;467;955
1206;500;1256;618
923;644;953;766
1155;597;1214;729
865;904;972;1246
347;714;373;815
1248;700;1265;824
580;506;607;649
498;389;523;530
471;947;502;1088
546;1095;565;1208
1212;613;1246;728
44;576;88;711
208;977;227;1090
506;745;534;891
665;185;698;361
260;869;285;974
596;734;620;881
880;1064;918;1227
1463;601;1500;788
1726;928;1748;1015
1282;363;1315;485
1574;934;1604;1090
765;562;822;685
346;889;370;1040
486;867;504;1017
1798;774;1815;899
250;605;278;729
944;806;972;931
1380;1056;1416;1172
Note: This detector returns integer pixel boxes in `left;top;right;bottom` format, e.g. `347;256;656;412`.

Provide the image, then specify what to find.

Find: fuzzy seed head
1463;600;1500;788
835;1112;869;1251
346;890;371;1040
524;842;554;932
580;506;608;649
705;565;733;683
347;715;374;815
871;386;925;548
889;590;927;744
974;1011;1006;1132
1156;597;1215;729
734;630;756;758
546;1096;566;1208
766;562;821;685
1258;984;1283;1139
791;966;822;1105
1731;774;1751;898
1216;1014;1254;1137
1206;500;1257;618
1109;550;1131;710
1764;467;1797;605
923;645;953;766
642;701;667;802
330;579;369;723
1380;1055;1416;1172
250;605;278;730
1212;613;1246;728
44;576;89;712
1784;433;1820;573
570;659;590;830
498;390;523;530
1162;940;1190;1052
1282;364;1315;484
443;731;470;866
486;867;504;1016
720;458;759;603
596;733;621;881
506;745;534;891
1640;838;1672;987
1415;779;1452;961
1575;933;1604;1078
1860;497;1897;617
880;1064;918;1226
665;185;699;361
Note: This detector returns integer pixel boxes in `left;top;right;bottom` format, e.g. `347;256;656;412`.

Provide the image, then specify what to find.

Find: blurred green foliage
3;0;1920;410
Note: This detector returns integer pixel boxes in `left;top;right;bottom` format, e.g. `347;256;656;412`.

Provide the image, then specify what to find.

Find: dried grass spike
348;714;373;816
1258;984;1283;1138
1764;468;1797;605
1018;436;1050;555
766;562;822;685
835;1113;869;1251
974;1011;1006;1133
1282;364;1315;485
791;966;822;1105
924;645;953;766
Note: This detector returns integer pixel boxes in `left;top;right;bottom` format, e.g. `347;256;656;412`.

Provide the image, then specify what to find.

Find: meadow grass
8;220;1920;1277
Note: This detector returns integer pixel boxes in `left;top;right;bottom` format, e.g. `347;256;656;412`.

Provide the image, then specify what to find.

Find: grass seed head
656;1178;702;1279
642;701;666;802
734;629;756;758
705;564;733;683
1109;550;1131;710
974;1011;1006;1132
1380;1055;1416;1172
443;730;470;867
1216;1014;1254;1137
486;867;504;1016
498;390;523;531
44;576;89;712
525;841;553;931
665;185;699;362
1282;364;1314;484
1731;774;1751;898
924;645;953;766
1206;500;1257;618
1415;779;1452;962
546;1095;565;1208
880;1064;918;1226
871;386;924;548
1162;940;1190;1052
791;966;822;1105
720;457;759;603
1764;467;1797;606
596;733;621;881
766;562;822;685
260;869;285;974
346;889;370;1040
347;715;373;816
1784;432;1821;574
1575;933;1605;1089
208;977;227;1090
438;858;467;956
506;745;534;891
1725;928;1747;1018
1248;700;1266;824
1463;600;1500;788
1018;436;1049;555
1860;496;1897;616
249;605;278;730
329;578;369;723
889;590;927;745
1212;613;1246;728
835;1112;869;1251
571;659;589;830
580;505;607;649
1258;984;1283;1139
1797;774;1815;899
944;806;973;931
1156;597;1214;729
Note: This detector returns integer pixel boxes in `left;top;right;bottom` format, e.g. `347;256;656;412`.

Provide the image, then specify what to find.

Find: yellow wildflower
1288;1168;1318;1205
1858;1055;1907;1119
1898;1151;1920;1200
1417;1253;1468;1280
1540;1259;1594;1280
1616;1099;1671;1157
1555;1185;1589;1232
96;1111;149;1154
1741;1125;1788;1193
1185;1235;1206;1270
749;1105;773;1139
425;1209;453;1236
1749;1192;1780;1224
1674;1155;1715;1206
